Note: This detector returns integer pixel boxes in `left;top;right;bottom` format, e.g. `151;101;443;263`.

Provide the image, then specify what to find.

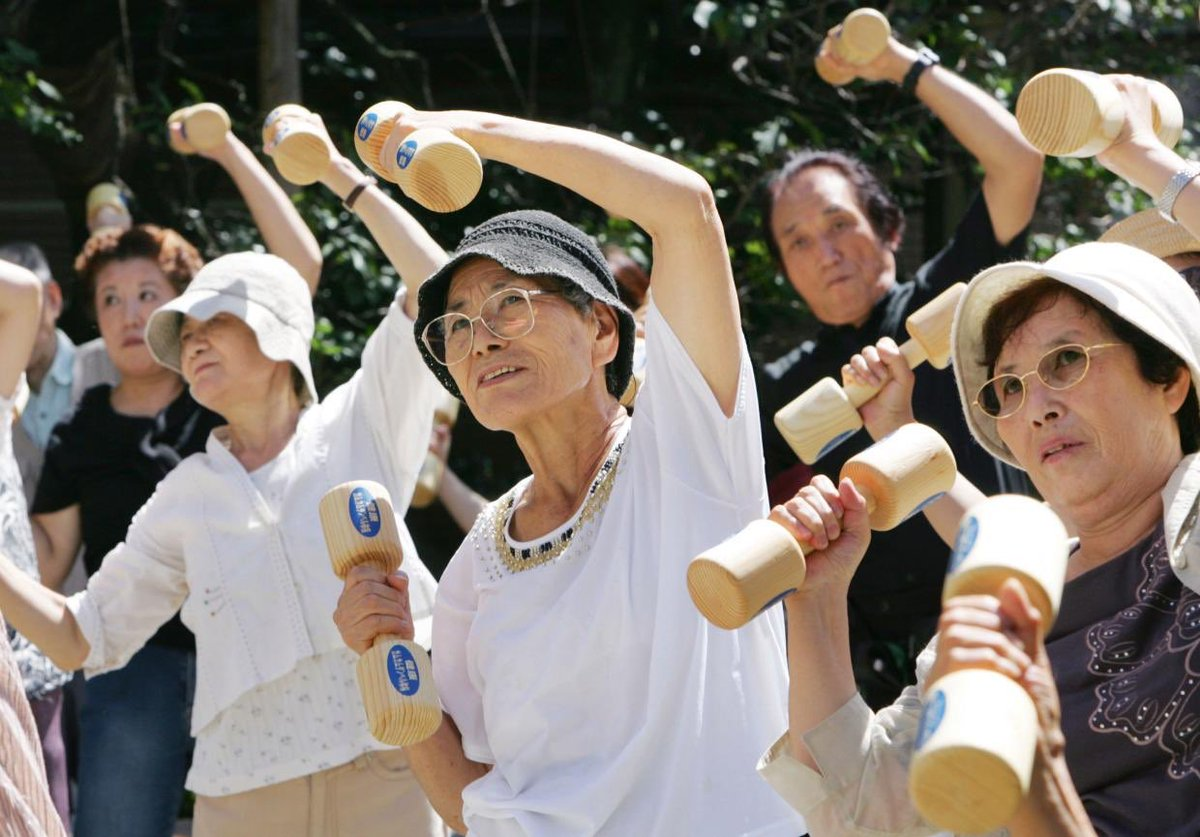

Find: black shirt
757;192;1032;706
33;384;225;652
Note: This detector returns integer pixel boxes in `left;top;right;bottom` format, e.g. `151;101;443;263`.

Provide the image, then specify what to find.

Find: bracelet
342;175;377;212
1155;165;1200;223
900;47;940;96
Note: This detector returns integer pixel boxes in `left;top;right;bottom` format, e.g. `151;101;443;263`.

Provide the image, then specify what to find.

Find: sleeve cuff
65;591;110;675
757;731;827;815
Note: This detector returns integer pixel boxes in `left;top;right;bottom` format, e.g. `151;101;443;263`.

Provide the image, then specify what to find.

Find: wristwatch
1155;165;1200;223
901;47;940;96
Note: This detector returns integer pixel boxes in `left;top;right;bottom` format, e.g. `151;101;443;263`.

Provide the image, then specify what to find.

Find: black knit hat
414;209;636;401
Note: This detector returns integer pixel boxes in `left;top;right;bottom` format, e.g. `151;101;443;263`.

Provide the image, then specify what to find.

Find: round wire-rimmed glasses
422;287;556;366
973;342;1123;419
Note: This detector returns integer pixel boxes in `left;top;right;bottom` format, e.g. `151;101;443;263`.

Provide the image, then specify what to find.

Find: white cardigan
68;292;441;734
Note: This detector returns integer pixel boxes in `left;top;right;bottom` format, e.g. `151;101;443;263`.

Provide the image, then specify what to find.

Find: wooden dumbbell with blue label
909;494;1070;835
687;422;956;630
774;282;965;464
352;101;482;213
319;480;441;746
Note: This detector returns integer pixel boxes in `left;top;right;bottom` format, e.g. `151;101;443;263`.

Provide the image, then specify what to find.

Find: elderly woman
756;238;1200;837
0;126;451;835
332;109;801;836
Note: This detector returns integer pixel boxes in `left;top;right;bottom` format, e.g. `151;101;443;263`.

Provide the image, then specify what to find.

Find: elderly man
756;26;1043;707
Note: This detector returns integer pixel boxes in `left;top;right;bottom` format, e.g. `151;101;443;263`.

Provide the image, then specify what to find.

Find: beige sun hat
145;251;317;405
1099;208;1200;260
951;241;1200;468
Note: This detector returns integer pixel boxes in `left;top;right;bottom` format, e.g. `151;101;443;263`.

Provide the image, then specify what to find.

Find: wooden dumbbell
167;103;231;154
261;104;333;185
319;481;442;746
815;9;891;86
688;422;956;630
85;183;132;233
410;392;462;509
1016;69;1182;158
353;101;483;213
775;282;964;464
908;494;1070;835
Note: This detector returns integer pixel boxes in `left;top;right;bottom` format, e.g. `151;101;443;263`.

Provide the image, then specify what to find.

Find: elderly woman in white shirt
332;108;802;837
0;141;447;836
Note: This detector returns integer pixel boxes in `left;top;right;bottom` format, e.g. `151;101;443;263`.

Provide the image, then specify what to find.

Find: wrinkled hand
771;474;871;595
817;30;914;86
333;565;415;655
1096;74;1165;171
842;336;916;441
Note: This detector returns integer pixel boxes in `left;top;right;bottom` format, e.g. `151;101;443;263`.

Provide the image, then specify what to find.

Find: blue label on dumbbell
357;112;378;141
948;514;979;573
386;644;420;696
815;428;857;461
915;688;946;750
348;486;382;538
395;139;418;169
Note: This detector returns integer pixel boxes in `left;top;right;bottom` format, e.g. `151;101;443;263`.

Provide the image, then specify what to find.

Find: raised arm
0;259;42;398
394;110;743;415
1096;75;1200;240
263;112;449;319
823;32;1043;245
170;118;323;292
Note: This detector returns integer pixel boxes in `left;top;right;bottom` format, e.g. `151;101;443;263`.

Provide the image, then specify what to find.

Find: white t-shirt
434;304;803;836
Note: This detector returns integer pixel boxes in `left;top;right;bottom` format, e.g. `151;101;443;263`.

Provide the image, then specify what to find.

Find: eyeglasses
422;287;556;366
973;342;1123;419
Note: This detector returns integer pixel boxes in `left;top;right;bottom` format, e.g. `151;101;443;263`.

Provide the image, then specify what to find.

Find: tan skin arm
0;550;89;672
31;506;82;592
843;336;987;545
1096;75;1200;241
822;34;1043;245
169;122;324;293
391;109;743;416
0;260;41;398
334;565;488;831
262;112;448;319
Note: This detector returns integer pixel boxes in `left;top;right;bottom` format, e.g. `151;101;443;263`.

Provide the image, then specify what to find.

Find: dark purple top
1048;522;1200;836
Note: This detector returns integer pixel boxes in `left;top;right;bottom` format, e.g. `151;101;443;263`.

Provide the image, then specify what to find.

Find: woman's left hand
332;564;415;655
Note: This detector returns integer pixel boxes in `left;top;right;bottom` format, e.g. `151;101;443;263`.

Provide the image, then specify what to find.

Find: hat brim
146;288;318;406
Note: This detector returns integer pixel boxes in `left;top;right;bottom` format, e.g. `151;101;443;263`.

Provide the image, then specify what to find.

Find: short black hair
760;149;905;266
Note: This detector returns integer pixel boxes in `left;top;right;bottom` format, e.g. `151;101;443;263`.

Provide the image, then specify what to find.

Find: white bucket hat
145;251;317;405
952;241;1200;468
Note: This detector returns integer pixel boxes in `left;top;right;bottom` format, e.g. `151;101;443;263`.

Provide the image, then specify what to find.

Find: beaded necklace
491;436;626;574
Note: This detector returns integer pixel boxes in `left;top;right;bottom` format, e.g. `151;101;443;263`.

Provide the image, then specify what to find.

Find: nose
122;296;143;326
469;316;505;356
816;234;841;266
1023;375;1062;426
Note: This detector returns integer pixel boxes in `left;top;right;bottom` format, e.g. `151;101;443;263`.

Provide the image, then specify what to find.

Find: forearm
1008;755;1096;837
887;46;1042;243
207;136;322;291
30;518;73;593
405;711;490;833
320;156;447;318
922;472;985;549
439;467;488;534
782;587;857;771
1099;136;1200;237
0;552;88;671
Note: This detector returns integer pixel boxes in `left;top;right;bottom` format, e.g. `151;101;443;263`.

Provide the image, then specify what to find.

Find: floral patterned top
1;389;70;700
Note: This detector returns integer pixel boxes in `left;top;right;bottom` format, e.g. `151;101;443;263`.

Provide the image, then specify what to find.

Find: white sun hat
145;251;317;405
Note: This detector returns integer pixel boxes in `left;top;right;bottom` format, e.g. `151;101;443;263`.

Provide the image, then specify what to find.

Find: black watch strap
901;46;940;96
